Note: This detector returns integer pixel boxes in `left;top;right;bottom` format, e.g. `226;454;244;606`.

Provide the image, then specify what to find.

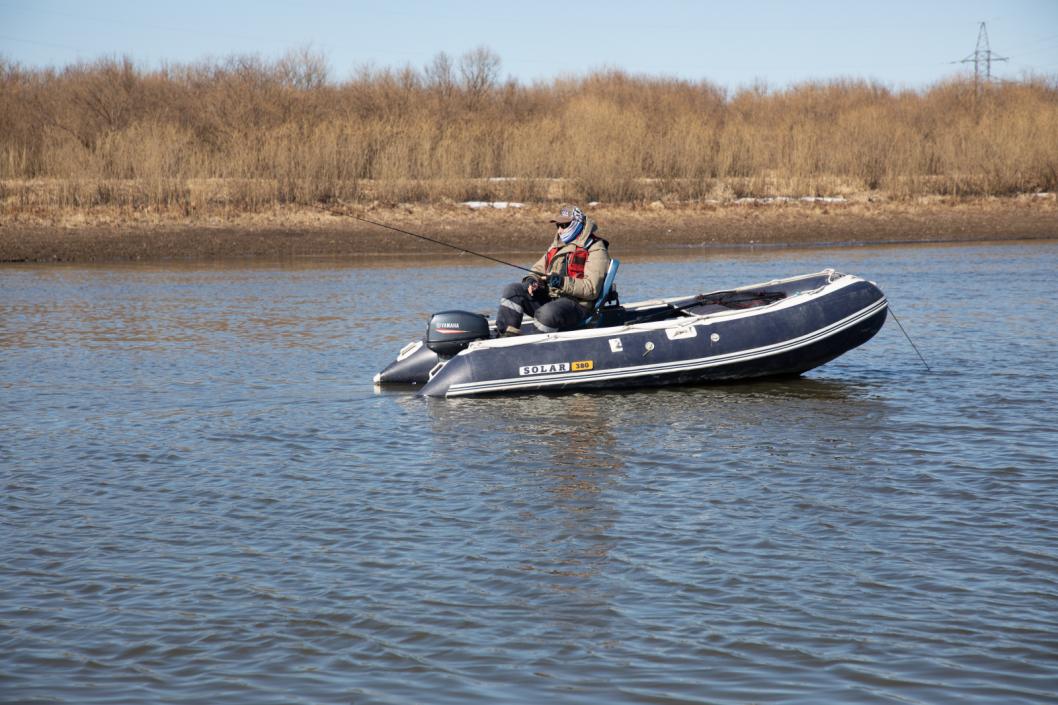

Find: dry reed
1;50;1056;214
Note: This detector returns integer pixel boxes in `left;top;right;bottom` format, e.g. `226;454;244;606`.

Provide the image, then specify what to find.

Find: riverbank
2;194;1055;262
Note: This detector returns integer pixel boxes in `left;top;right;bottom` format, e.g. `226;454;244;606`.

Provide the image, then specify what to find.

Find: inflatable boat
375;269;887;398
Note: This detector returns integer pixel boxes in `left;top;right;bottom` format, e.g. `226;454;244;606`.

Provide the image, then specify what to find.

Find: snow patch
735;196;848;204
463;201;525;209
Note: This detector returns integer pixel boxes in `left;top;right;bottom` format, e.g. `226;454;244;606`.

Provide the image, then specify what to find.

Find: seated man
496;204;612;336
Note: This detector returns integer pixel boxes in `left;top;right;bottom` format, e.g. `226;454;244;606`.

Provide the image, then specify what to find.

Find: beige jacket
529;219;612;311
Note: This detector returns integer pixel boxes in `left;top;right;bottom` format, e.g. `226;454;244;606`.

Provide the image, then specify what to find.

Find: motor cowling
426;310;490;357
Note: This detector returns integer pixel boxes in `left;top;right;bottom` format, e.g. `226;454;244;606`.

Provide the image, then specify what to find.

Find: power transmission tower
959;22;1007;95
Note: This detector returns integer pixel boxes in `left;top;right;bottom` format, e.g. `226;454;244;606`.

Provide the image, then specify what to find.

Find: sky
2;0;1057;90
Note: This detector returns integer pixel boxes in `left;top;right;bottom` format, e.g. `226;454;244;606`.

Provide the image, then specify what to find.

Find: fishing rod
633;290;786;324
326;207;536;274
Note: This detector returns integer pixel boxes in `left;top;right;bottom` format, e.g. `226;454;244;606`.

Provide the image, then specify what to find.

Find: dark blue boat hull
375;271;887;398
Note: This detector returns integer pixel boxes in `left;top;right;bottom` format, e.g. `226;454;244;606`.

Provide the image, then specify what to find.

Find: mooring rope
887;305;932;372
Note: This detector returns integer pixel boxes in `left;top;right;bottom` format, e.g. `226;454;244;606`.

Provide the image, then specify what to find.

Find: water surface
2;242;1057;704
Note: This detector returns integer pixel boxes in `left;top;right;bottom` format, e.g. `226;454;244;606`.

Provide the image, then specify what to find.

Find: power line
0;34;84;52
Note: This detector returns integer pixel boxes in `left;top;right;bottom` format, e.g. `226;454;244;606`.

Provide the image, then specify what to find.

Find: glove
522;275;540;287
547;274;563;289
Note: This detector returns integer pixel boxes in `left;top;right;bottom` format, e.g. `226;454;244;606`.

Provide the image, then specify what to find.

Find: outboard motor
426;310;490;358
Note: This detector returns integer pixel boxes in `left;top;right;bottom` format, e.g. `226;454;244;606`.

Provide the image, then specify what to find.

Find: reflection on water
426;393;624;600
2;241;1057;704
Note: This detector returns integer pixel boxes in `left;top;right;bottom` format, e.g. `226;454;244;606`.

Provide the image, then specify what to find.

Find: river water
2;241;1057;704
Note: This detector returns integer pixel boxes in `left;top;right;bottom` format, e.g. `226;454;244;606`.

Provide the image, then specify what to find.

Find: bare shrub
1;51;1056;213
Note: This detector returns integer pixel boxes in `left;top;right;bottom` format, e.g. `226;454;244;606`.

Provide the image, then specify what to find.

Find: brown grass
1;49;1057;220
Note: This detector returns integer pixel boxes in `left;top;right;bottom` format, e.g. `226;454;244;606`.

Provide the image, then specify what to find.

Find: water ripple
3;245;1058;703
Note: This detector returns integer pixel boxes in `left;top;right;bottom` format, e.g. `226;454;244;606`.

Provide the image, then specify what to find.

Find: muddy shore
2;196;1055;263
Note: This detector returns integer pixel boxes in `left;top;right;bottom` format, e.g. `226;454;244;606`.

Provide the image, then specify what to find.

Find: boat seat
583;258;620;326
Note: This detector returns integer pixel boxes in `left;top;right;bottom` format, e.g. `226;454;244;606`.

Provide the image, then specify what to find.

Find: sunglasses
555;221;572;228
